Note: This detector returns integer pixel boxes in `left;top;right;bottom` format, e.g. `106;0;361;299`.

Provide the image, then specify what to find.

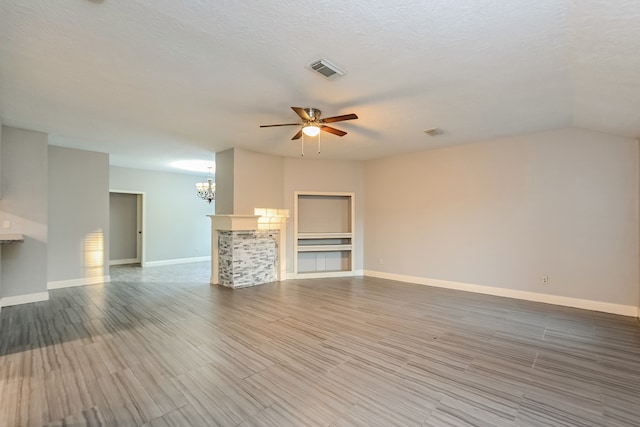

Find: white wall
284;158;364;274
110;166;213;264
0;126;48;299
364;128;639;310
48;146;110;284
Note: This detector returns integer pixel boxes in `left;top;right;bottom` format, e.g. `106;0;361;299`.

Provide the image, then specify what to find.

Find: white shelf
294;191;355;277
298;232;352;239
297;244;352;252
295;270;355;278
0;234;24;244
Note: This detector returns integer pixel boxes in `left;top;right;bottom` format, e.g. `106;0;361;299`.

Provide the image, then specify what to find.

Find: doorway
109;192;144;265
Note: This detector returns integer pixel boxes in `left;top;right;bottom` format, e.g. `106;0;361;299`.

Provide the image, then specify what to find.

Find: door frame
109;190;146;266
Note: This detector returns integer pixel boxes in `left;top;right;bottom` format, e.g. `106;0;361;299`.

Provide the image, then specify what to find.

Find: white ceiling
1;0;639;173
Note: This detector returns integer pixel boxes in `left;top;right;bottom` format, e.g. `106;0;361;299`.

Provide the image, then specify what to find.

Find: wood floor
1;263;639;426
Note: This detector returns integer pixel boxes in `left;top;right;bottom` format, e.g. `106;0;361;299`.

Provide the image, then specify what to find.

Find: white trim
47;275;111;290
364;270;639;317
109;258;139;266
143;256;211;267
0;291;49;307
285;270;363;280
292;270;355;279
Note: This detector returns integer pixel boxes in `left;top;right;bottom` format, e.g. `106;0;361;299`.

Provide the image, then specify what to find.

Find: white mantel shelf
0;234;24;244
207;214;260;231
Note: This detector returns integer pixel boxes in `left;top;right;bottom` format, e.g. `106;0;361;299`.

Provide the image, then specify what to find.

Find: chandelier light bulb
196;167;216;204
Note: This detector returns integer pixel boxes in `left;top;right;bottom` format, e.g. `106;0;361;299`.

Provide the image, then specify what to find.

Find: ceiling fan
260;107;358;141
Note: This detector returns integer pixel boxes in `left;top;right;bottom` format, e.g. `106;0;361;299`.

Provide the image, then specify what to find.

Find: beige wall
215;148;284;215
214;149;234;215
49;146;109;283
364;128;639;307
213;148;364;275
284;158;364;274
233;148;284;215
0;126;48;298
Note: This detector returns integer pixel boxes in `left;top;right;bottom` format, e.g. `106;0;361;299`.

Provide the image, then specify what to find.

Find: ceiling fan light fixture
302;124;321;137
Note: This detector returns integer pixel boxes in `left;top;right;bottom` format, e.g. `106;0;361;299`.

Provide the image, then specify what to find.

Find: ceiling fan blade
321;126;347;137
322;113;358;123
260;123;300;127
291;129;303;140
291;107;311;121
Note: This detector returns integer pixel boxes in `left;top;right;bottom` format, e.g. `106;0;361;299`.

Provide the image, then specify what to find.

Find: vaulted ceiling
1;0;639;172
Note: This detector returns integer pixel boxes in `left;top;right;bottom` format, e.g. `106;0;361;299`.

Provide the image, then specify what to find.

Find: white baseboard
143;256;210;267
364;270;638;317
0;291;49;308
48;275;111;290
109;258;139;266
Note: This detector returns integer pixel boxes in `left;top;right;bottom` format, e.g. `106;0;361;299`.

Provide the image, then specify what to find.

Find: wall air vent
308;58;345;80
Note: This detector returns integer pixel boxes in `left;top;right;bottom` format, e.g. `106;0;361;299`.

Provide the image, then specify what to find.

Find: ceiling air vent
309;59;345;80
424;128;443;136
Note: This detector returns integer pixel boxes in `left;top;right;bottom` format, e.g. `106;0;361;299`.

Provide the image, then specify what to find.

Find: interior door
109;192;140;265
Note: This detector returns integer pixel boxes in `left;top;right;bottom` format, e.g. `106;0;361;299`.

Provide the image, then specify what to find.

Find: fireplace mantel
208;212;288;288
209;214;261;231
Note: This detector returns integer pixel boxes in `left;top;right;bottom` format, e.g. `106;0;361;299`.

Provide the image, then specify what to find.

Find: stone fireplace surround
208;211;288;289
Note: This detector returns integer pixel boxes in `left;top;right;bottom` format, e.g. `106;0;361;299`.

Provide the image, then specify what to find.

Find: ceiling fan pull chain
301;134;304;157
317;132;321;154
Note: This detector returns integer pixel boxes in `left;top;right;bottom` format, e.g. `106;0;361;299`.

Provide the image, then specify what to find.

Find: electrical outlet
542;275;549;284
378;258;384;265
2;220;10;229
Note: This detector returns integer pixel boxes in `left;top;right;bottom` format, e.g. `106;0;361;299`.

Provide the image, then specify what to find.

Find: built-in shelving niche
294;191;354;277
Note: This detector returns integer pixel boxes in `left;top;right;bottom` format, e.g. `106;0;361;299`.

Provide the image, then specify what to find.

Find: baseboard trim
109;258;139;266
143;256;211;267
48;275;111;290
0;291;49;308
364;270;638;317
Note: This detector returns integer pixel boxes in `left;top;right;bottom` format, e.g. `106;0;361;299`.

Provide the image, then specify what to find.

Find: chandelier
196;168;215;204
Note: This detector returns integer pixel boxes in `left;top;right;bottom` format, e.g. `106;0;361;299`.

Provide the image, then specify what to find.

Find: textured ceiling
0;0;639;172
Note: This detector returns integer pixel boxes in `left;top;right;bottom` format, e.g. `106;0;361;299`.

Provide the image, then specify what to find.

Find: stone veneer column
218;230;278;288
209;214;288;289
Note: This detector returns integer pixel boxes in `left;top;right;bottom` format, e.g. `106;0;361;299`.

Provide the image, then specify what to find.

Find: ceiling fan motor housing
259;106;357;140
303;108;321;122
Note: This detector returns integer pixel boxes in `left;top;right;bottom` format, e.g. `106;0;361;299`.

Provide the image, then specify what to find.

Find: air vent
424;128;443;136
309;59;345;80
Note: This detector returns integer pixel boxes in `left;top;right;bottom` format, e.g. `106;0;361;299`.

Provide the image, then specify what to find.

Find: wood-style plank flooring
1;262;639;426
